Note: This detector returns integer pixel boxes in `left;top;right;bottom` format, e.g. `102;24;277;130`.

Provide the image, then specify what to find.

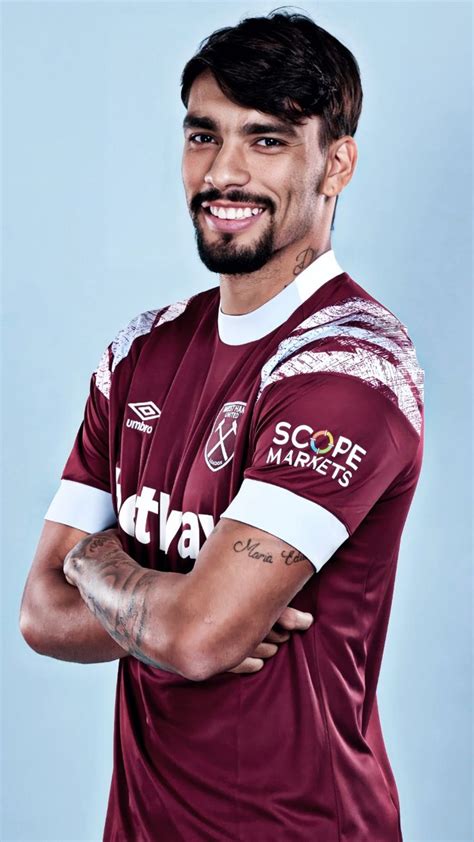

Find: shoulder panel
257;295;425;436
94;295;192;399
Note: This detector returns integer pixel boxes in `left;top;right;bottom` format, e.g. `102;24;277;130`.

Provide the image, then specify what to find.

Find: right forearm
20;569;129;664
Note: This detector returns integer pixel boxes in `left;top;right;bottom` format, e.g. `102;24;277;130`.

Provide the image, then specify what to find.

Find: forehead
186;69;318;139
187;70;257;117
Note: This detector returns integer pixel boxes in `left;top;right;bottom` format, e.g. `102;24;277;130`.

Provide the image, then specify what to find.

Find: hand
225;606;314;674
63;528;122;587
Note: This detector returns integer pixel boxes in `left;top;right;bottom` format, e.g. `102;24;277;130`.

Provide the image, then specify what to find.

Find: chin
194;222;275;275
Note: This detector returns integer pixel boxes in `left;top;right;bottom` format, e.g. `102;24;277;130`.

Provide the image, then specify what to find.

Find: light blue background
2;1;472;840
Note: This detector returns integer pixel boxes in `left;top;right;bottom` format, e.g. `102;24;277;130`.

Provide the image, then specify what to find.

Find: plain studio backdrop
1;1;472;841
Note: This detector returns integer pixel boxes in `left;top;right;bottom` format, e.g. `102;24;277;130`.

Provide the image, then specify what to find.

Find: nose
204;142;250;192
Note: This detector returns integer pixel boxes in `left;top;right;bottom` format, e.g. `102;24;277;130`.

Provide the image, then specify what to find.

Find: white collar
218;248;343;345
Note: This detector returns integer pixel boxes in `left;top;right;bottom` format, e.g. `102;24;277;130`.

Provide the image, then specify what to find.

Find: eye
188;133;217;144
255;137;284;148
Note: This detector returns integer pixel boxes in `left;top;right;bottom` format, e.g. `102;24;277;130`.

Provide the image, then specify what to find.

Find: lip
201;206;266;234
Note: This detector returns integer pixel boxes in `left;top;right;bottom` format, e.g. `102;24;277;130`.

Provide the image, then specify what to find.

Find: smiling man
19;10;424;842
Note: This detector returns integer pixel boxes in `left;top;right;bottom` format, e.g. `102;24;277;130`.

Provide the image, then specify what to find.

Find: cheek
181;152;206;189
278;187;305;221
258;160;309;215
283;171;320;216
181;156;195;190
183;146;215;171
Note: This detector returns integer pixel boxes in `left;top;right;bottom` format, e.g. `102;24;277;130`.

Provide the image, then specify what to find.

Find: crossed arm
63;518;316;681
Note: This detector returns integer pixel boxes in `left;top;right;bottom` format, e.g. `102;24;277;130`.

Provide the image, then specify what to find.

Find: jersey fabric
45;249;425;842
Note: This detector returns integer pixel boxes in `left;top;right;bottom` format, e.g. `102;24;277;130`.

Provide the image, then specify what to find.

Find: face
181;70;329;275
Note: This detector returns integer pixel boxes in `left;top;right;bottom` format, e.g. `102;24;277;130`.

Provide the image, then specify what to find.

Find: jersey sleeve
220;372;422;572
44;345;116;533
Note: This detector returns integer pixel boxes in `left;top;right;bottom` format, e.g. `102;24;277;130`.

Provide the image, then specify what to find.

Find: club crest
204;401;247;472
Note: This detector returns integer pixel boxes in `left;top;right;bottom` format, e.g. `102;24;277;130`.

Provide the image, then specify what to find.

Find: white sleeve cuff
44;479;117;533
220;478;349;572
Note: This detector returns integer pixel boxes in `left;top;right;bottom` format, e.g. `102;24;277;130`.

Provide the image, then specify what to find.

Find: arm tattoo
233;538;273;564
232;536;309;567
65;533;181;672
281;549;308;565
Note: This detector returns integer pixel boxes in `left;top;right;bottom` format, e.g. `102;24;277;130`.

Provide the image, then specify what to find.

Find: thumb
277;606;314;631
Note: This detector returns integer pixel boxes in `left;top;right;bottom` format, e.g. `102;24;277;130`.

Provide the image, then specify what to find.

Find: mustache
190;189;275;216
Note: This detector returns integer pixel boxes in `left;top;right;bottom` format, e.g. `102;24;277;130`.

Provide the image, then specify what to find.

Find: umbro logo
126;401;161;435
128;401;161;421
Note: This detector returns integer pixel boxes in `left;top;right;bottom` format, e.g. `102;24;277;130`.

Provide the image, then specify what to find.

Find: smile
200;202;266;233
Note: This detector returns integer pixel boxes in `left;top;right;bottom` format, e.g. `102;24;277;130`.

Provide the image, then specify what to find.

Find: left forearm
63;533;188;676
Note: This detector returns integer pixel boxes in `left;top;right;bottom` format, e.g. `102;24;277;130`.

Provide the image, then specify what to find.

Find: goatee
193;217;275;275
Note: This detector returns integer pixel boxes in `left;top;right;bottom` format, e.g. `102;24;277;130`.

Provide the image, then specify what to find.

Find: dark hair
180;8;363;157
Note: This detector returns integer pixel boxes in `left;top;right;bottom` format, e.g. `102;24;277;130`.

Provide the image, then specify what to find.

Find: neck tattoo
282;247;317;289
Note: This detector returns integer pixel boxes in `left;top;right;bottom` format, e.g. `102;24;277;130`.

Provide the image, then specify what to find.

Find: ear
321;136;358;197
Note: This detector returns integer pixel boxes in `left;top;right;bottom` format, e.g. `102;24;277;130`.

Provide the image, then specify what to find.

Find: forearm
64;533;189;676
21;568;130;664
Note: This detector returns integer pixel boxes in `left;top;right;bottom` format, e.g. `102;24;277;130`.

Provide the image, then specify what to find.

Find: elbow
185;650;222;682
168;635;214;682
19;608;45;655
182;659;219;683
19;581;54;656
159;623;211;681
183;662;214;683
175;629;245;682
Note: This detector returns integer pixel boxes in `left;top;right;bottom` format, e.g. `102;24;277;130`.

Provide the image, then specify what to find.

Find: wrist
63;530;123;587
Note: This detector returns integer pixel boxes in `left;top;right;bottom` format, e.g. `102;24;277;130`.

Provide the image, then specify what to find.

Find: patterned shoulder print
257;296;424;436
94;296;192;399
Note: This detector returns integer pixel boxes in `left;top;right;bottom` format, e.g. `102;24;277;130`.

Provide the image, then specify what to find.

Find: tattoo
281;549;308;565
87;536;114;553
293;247;316;276
82;567;162;667
233;538;273;564
231;536;309;568
66;532;181;672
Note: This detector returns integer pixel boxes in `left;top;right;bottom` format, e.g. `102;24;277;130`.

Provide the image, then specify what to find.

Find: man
19;10;424;842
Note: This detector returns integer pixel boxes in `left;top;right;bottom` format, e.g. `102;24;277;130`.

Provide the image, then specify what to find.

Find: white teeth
209;205;264;220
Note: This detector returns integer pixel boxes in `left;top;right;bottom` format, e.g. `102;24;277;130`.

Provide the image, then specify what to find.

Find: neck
219;236;332;316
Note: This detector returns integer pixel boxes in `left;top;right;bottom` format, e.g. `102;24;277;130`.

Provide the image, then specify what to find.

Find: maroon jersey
45;250;424;841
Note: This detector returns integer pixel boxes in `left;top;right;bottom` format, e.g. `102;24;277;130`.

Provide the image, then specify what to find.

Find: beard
193;213;276;275
188;167;327;275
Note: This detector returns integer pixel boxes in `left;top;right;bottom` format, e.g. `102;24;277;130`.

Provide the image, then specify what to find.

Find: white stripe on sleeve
44;479;117;533
220;478;349;572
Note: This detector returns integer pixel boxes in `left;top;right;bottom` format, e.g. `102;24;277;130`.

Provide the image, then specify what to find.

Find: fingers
224;610;315;675
226;657;265;674
263;610;314;644
225;643;279;674
275;606;314;632
264;628;291;643
251;641;279;658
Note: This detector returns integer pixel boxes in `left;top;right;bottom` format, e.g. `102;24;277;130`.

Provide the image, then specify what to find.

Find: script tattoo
232;537;310;567
293;247;316;276
64;533;178;671
233;537;273;564
281;549;308;565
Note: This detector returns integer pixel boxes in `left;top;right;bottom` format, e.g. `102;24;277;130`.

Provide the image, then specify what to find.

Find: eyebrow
182;113;299;138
